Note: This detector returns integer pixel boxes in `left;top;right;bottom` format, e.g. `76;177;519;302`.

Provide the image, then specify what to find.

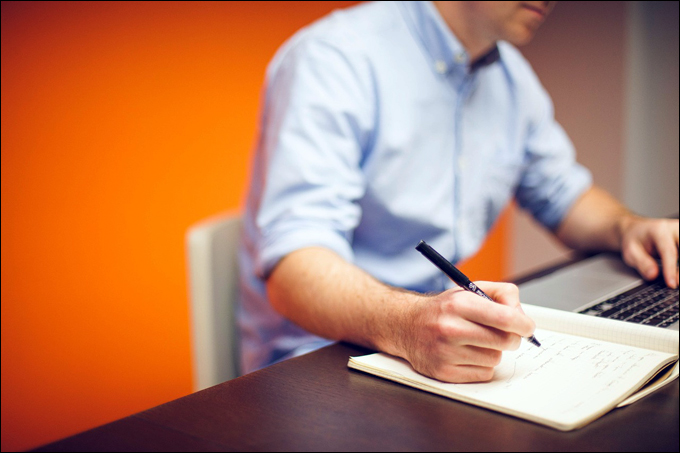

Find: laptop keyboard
578;280;679;328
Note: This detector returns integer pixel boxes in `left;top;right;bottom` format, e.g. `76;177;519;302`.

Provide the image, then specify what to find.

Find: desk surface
36;259;679;452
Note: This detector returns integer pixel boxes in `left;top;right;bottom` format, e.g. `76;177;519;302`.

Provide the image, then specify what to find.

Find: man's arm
266;246;536;383
556;185;679;288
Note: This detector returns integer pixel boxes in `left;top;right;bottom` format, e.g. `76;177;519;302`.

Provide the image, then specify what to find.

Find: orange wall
1;2;509;450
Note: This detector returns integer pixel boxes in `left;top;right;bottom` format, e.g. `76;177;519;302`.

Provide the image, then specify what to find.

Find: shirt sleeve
515;77;593;231
252;33;375;279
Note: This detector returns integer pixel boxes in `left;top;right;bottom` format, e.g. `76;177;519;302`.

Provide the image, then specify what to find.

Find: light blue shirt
238;1;592;374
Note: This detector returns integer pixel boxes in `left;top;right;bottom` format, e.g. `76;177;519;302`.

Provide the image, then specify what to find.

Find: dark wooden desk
36;256;679;452
34;343;679;451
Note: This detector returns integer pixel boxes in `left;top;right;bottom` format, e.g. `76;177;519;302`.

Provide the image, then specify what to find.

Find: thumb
624;241;659;280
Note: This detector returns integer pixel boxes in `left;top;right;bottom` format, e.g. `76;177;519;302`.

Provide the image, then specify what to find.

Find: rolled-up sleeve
515;81;592;231
253;34;375;279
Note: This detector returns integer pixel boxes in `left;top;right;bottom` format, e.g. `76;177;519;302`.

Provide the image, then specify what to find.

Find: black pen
415;240;541;348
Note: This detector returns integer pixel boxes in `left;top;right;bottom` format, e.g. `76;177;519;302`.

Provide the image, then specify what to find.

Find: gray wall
624;1;680;217
507;1;679;279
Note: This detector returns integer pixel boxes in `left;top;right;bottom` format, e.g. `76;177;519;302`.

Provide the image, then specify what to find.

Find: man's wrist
614;210;639;251
374;288;427;360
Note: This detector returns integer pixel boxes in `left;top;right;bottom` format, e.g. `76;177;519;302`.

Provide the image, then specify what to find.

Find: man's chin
504;26;539;47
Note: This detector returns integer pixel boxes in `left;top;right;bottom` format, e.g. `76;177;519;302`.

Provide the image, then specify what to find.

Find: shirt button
458;156;467;170
435;60;447;74
455;52;466;63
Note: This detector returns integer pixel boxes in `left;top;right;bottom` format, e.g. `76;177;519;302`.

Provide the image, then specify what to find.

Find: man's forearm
555;185;633;252
266;246;538;382
265;246;423;357
555;185;679;287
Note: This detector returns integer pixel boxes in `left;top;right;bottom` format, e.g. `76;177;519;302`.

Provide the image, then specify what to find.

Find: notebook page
349;329;677;431
618;362;678;406
522;303;679;354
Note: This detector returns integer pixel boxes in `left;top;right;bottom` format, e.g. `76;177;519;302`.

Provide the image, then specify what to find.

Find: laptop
518;254;679;331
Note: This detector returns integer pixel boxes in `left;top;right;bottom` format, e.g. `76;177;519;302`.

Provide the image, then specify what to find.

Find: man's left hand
619;216;679;288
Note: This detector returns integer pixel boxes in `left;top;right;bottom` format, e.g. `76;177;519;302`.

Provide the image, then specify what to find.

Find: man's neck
432;1;497;63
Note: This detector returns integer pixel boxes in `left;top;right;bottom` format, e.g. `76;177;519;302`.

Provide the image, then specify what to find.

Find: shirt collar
397;1;500;76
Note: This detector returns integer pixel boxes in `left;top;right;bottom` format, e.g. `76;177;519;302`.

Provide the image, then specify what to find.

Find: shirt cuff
256;228;355;279
536;166;593;231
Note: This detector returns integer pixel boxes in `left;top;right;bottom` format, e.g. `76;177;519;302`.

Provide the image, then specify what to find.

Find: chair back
186;213;241;391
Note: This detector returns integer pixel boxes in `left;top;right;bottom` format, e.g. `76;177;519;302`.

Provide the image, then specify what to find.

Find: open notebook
348;303;679;431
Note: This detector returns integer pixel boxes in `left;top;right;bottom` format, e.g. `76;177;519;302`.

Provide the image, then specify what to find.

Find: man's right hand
398;281;536;383
267;247;536;384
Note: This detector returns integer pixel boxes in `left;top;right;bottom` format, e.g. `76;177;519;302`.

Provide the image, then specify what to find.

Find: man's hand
556;186;679;288
267;248;536;385
619;216;679;289
400;281;535;383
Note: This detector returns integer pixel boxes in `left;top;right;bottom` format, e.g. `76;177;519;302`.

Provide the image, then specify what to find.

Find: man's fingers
653;227;679;288
429;363;496;383
622;218;679;287
441;344;504;367
473;281;521;308
429;345;505;382
623;240;659;281
446;293;535;341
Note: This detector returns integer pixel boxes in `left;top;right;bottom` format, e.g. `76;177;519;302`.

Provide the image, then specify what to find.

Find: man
237;1;679;382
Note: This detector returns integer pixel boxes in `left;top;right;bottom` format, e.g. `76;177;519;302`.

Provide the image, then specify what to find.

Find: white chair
186;212;242;391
